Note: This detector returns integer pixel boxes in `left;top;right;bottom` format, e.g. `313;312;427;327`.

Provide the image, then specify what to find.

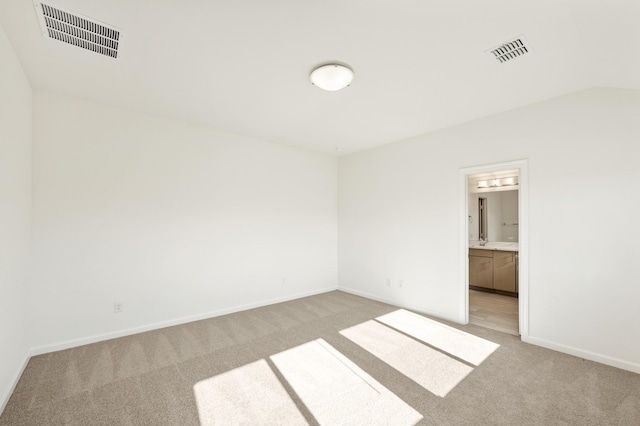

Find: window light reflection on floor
192;310;498;423
270;339;423;425
376;309;500;366
341;320;473;397
193;359;307;425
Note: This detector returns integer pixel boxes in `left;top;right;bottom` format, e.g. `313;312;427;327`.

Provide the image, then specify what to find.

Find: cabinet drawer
469;256;493;288
493;250;516;292
469;248;493;258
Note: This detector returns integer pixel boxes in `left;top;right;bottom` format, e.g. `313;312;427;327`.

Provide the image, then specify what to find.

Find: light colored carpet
1;290;639;425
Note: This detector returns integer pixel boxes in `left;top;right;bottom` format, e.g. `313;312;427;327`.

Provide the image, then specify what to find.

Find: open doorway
468;170;519;335
459;160;529;339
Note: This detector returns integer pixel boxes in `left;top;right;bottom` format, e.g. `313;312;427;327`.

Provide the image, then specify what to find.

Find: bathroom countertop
469;241;519;252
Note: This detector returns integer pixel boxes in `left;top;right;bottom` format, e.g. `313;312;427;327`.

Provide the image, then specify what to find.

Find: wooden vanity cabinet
493;250;517;292
469;249;493;289
469;249;518;293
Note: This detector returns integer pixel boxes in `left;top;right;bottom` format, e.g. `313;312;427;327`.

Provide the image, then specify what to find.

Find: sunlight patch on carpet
270;339;423;425
377;309;500;366
193;359;306;425
340;320;473;397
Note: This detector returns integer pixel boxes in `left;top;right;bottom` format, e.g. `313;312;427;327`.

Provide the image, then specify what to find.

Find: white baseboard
0;350;30;416
340;286;640;375
523;335;640;374
30;286;338;356
337;286;460;324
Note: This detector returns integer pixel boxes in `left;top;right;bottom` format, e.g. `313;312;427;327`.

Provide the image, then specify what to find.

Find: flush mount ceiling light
310;63;354;91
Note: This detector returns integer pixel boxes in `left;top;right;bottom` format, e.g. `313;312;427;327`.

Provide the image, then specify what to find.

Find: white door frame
459;159;529;338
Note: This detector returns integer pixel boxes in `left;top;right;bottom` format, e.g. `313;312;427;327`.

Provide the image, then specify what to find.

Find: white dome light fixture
310;63;354;91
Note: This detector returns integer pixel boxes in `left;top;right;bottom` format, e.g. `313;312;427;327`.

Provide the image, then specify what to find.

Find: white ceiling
2;0;639;155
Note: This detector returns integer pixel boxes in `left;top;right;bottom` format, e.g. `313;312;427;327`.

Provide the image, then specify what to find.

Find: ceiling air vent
33;2;121;58
487;35;531;64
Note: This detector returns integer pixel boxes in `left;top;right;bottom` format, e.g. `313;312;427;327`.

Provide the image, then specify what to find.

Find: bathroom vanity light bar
477;176;518;189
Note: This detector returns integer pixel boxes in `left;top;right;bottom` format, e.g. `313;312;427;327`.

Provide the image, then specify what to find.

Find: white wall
30;92;337;351
338;88;640;372
0;25;32;411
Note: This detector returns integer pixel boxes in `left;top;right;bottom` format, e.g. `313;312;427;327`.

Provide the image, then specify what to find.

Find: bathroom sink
468;242;518;251
469;244;491;249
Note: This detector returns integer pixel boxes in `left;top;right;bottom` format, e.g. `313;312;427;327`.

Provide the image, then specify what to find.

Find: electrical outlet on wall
114;302;123;313
386;278;392;287
398;280;404;288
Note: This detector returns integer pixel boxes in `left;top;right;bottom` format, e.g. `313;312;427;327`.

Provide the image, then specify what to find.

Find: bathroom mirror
469;190;518;242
